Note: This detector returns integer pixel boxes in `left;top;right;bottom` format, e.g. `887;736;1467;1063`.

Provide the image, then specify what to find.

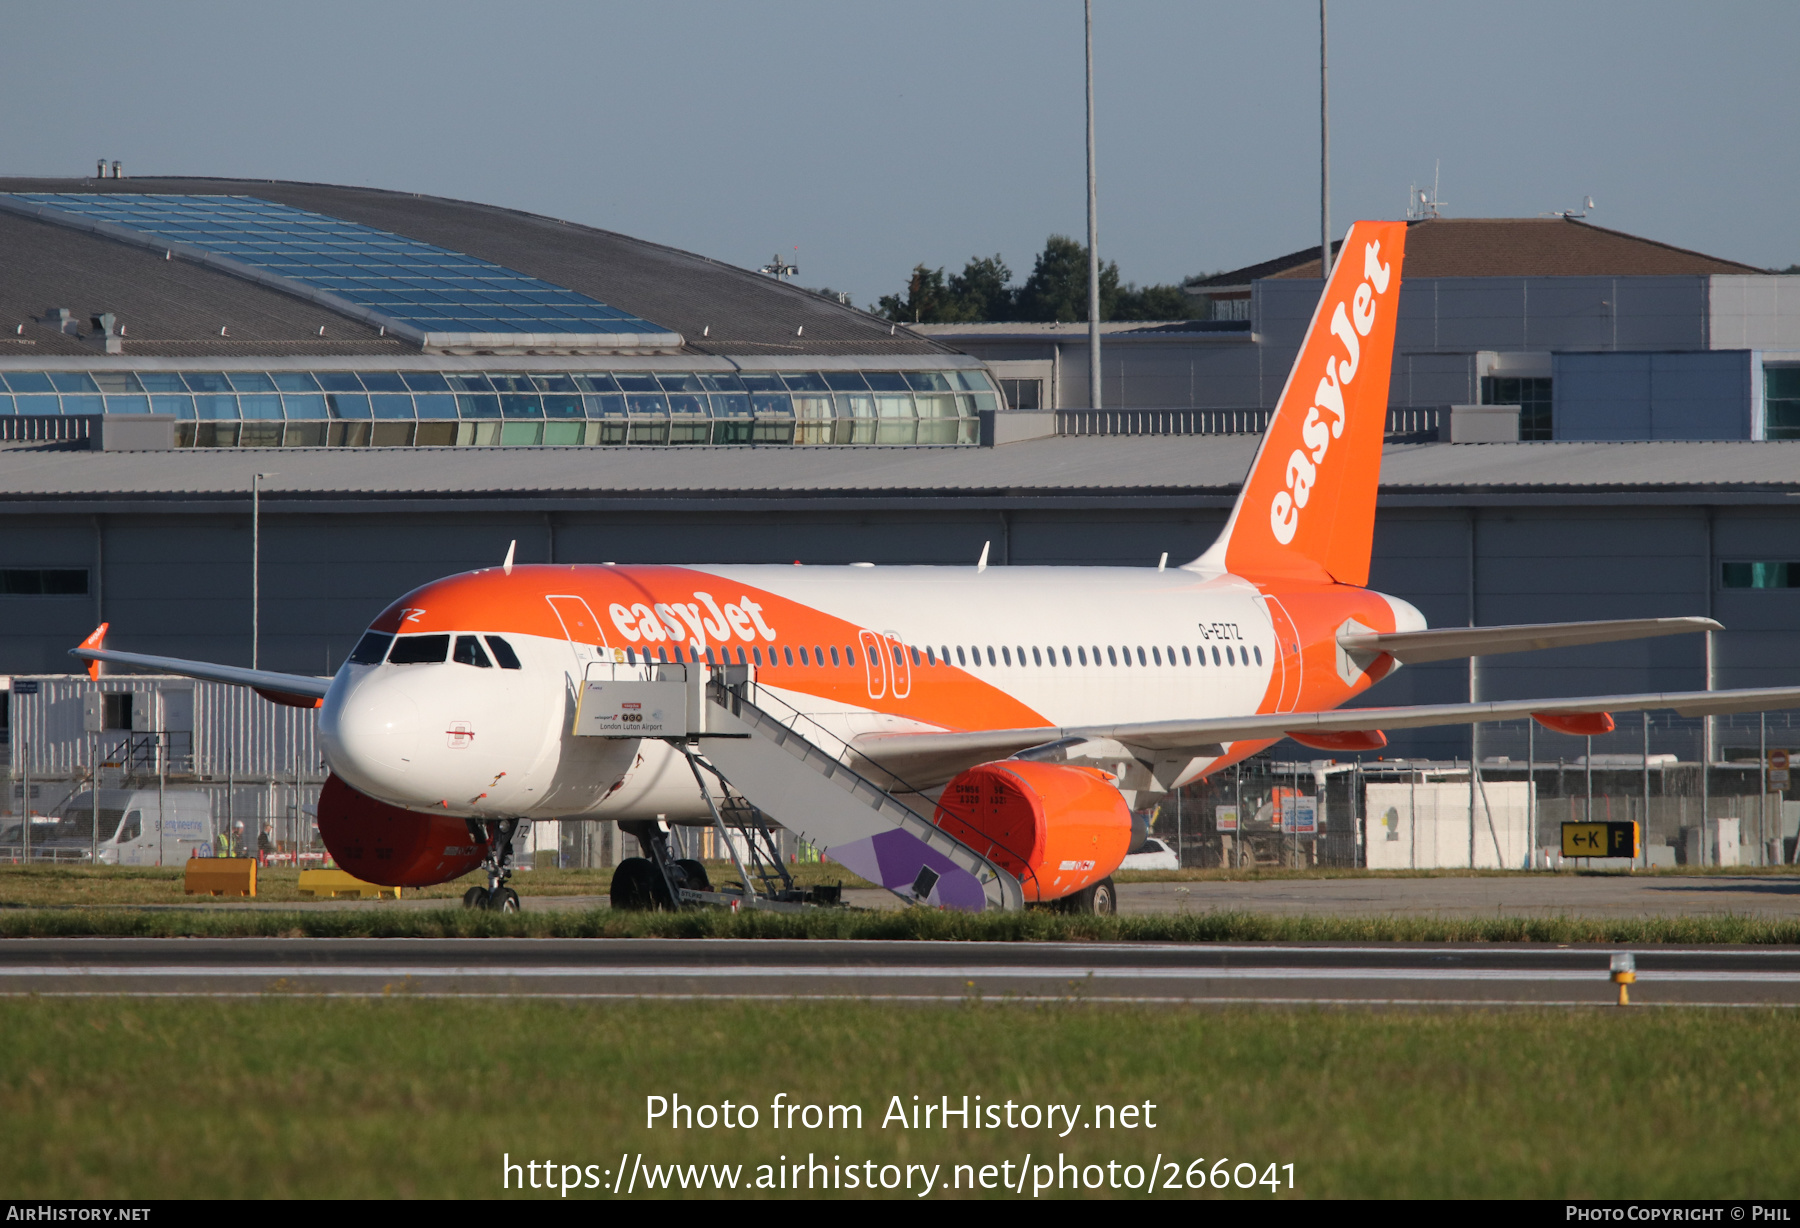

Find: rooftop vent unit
88;312;123;354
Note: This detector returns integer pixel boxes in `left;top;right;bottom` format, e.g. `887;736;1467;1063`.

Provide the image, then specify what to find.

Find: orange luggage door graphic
884;631;913;699
858;629;887;699
1265;596;1304;713
546;595;606;647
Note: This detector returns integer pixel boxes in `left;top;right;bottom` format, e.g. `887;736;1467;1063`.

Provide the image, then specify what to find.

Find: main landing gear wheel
610;857;669;911
461;886;488;910
675;858;711;892
1060;876;1118;916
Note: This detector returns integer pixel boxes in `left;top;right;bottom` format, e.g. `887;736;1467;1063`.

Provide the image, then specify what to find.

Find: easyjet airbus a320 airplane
73;221;1800;913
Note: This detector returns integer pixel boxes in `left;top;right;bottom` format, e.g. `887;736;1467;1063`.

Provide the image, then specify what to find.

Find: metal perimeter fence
1156;711;1800;871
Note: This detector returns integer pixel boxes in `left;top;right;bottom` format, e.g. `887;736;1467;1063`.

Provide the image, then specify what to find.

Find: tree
876;255;1014;323
876;264;950;324
1111;282;1194;320
877;237;1197;324
947;255;1014;321
1015;235;1119;322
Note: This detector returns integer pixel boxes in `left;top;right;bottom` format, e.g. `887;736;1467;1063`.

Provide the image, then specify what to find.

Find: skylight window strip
3;192;679;346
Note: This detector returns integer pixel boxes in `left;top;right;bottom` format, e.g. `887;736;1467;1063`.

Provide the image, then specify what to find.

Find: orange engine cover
314;774;491;887
932;760;1132;903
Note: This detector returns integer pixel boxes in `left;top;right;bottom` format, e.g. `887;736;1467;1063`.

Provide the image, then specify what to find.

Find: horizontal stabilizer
1339;617;1721;665
70;646;331;701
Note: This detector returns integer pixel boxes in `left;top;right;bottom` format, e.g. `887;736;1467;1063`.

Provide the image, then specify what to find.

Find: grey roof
0;176;942;359
2;437;1799;511
1190;217;1764;291
0;208;402;358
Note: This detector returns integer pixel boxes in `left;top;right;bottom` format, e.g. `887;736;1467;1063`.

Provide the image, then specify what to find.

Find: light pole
252;473;276;670
1320;0;1331;275
1084;0;1101;410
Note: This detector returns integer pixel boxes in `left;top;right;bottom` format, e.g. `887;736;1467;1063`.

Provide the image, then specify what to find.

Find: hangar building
924;217;1800;443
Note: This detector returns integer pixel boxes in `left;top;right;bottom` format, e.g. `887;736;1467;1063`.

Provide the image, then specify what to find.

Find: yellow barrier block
298;868;401;900
184;858;257;897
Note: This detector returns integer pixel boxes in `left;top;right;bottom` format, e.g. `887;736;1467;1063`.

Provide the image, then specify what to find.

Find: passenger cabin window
453;635;493;668
349;631;392;665
388;634;450;665
484;636;523;669
1254;646;1263;665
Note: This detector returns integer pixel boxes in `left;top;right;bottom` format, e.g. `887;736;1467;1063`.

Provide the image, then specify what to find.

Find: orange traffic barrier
297;868;401;900
184;858;257;897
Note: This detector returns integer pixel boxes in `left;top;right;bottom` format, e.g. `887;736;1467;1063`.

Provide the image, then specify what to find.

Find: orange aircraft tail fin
79;623;108;681
1189;220;1407;587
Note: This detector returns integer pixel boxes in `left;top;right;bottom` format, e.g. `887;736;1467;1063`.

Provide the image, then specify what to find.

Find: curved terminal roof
0;176;942;360
0;193;681;351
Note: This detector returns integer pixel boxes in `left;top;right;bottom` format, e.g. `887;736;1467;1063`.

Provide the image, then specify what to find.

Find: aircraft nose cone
320;676;421;803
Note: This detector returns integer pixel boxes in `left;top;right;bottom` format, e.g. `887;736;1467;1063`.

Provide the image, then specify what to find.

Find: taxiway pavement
3;937;1798;1005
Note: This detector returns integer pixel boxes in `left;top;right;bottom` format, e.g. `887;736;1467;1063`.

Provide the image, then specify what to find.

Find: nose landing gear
460;817;525;912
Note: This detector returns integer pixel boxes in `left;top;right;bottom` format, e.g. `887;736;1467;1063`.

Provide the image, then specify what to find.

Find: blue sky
3;1;1795;304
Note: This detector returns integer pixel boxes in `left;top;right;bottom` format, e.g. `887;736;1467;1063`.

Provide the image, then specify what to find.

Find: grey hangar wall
4;491;1791;763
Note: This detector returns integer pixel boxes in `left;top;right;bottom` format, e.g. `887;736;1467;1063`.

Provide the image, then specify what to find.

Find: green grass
2;997;1796;1198
8;905;1800;944
0;860;873;909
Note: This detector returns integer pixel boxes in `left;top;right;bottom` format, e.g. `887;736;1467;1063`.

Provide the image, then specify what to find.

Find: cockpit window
453;635;492;668
484;635;523;670
388;634;450;665
348;631;393;665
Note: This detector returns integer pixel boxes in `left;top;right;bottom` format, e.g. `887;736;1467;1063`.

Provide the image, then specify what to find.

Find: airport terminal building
4;177;1800;866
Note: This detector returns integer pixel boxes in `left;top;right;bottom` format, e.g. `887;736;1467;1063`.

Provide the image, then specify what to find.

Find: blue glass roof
4;193;676;344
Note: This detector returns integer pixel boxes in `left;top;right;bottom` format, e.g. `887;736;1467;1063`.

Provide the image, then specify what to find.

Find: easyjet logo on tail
1217;219;1407;589
1269;240;1392;545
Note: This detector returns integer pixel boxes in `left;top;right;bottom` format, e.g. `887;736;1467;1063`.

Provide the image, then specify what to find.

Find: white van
50;789;214;866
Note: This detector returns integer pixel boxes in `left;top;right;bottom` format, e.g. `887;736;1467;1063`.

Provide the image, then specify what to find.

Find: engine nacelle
932;760;1132;903
315;773;491;887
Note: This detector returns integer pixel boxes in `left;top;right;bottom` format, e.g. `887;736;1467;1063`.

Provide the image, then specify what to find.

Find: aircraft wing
1338;617;1720;665
852;682;1800;787
71;639;331;709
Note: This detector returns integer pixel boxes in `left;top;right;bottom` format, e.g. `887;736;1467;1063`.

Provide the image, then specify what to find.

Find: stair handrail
711;680;1025;911
717;677;1046;903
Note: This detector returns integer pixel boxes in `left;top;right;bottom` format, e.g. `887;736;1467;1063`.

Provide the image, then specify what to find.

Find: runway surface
5;937;1800;1004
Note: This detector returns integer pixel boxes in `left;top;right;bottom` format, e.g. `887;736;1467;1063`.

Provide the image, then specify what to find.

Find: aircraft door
1263;596;1303;713
546;595;608;661
883;631;912;699
857;630;886;699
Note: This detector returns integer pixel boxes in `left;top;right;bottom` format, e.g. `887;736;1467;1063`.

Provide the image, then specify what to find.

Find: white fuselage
317;564;1422;822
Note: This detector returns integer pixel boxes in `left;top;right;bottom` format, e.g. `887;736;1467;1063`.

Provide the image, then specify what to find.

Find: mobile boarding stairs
574;661;1024;913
